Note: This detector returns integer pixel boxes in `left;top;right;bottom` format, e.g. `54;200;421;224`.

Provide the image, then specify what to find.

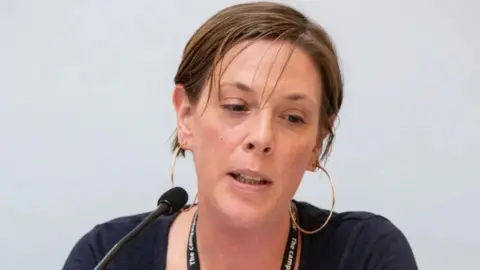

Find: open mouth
228;172;271;185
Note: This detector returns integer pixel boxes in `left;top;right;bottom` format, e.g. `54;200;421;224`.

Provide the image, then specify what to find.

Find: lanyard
186;210;300;270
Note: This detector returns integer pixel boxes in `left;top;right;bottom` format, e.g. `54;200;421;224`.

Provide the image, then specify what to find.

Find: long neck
194;204;292;270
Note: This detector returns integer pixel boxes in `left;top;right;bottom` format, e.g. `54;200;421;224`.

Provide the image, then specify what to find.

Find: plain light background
1;0;478;269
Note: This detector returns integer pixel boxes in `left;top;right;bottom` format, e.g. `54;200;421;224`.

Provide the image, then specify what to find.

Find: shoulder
62;212;174;270
295;201;418;270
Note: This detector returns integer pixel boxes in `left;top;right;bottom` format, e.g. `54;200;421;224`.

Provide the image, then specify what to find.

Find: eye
285;114;305;124
222;104;248;112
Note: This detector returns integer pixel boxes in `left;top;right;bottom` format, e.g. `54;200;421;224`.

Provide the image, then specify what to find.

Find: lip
228;169;273;183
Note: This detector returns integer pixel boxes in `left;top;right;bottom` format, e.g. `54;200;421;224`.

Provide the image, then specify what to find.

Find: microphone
94;187;189;270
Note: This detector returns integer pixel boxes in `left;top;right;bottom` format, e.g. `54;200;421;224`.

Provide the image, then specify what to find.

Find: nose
243;114;274;155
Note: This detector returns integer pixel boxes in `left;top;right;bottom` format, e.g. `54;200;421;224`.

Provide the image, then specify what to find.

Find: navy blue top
62;201;417;269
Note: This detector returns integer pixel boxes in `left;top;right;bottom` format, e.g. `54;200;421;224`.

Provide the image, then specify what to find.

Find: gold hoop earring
170;144;198;212
289;166;335;234
170;145;182;187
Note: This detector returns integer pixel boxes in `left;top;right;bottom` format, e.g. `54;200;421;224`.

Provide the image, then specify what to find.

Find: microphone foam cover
157;187;189;214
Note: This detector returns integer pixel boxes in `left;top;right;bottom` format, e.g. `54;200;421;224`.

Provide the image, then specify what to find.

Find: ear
316;116;336;146
172;84;193;148
307;116;336;172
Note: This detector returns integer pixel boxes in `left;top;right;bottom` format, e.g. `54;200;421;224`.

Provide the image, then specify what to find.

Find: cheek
275;136;314;186
197;128;224;156
278;128;315;164
190;110;243;178
194;118;237;154
281;145;311;174
191;100;246;155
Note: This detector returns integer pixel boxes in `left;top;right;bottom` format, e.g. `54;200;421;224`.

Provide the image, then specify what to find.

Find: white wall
1;0;478;269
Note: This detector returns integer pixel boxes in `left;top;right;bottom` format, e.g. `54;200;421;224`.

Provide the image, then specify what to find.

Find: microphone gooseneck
94;187;189;270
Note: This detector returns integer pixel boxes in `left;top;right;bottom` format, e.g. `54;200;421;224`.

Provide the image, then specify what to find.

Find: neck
195;204;292;270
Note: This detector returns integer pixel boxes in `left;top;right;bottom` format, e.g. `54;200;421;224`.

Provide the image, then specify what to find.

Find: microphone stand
93;202;172;270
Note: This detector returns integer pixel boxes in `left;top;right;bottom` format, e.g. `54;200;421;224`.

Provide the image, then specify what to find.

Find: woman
63;2;417;269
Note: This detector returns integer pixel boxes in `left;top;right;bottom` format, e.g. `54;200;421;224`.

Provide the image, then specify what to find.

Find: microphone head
157;187;189;215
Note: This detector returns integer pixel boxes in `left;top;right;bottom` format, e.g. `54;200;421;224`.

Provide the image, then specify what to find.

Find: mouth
228;172;272;186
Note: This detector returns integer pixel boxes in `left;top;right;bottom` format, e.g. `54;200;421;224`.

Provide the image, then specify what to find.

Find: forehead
217;40;321;102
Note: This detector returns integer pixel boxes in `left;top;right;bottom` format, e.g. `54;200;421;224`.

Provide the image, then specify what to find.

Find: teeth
239;174;263;181
234;174;268;185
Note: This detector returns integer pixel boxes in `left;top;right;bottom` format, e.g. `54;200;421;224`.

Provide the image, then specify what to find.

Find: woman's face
173;40;324;227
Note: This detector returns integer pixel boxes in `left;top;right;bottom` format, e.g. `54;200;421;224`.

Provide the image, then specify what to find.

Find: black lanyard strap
186;208;300;270
187;211;201;269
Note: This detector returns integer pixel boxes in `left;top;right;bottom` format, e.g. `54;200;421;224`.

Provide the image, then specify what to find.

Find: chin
220;199;264;228
210;176;281;229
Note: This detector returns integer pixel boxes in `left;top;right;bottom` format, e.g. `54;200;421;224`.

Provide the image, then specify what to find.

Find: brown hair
172;2;344;163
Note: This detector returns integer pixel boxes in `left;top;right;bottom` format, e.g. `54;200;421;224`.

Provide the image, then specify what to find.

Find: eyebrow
220;82;252;92
220;81;315;104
